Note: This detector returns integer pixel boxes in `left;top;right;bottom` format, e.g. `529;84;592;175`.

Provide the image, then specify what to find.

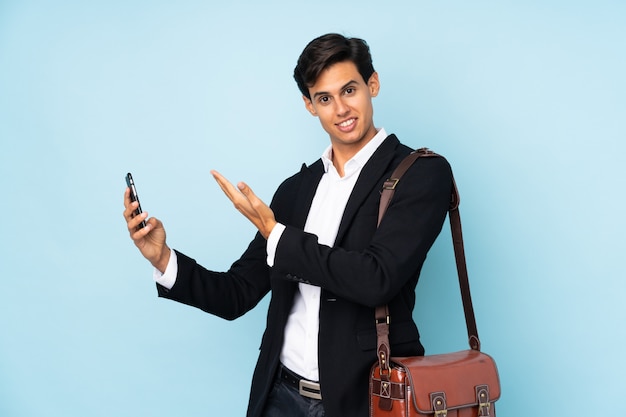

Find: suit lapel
335;134;401;244
291;160;325;229
284;134;401;242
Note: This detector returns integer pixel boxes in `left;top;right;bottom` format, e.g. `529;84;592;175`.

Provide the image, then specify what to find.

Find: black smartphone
125;172;147;229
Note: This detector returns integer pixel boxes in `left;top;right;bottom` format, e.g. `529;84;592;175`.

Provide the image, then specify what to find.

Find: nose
335;97;350;117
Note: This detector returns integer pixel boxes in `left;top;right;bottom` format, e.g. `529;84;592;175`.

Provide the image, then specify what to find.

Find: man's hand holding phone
123;173;170;273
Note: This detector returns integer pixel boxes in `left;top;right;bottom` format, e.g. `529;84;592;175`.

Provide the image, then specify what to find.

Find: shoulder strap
375;148;480;374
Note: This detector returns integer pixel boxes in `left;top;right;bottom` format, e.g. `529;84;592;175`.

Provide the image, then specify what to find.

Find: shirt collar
320;127;388;175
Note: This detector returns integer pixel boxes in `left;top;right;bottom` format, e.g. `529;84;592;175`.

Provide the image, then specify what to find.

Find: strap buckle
382;178;400;190
431;392;447;417
476;385;491;417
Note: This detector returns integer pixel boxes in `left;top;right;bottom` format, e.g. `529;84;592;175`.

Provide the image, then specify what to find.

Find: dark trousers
261;377;325;417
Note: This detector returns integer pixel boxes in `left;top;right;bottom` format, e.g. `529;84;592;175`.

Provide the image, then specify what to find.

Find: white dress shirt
154;128;389;382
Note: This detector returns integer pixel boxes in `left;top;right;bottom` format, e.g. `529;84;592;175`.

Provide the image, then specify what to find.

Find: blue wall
1;1;624;415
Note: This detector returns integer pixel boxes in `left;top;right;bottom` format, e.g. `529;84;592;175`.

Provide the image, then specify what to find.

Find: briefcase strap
375;148;480;375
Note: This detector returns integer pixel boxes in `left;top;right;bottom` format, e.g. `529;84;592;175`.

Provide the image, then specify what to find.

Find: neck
329;143;363;177
331;153;348;177
330;128;379;177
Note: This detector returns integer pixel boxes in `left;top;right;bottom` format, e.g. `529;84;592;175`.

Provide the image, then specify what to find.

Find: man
123;33;453;417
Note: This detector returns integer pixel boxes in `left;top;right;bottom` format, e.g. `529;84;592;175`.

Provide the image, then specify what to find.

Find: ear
368;72;380;97
303;95;317;116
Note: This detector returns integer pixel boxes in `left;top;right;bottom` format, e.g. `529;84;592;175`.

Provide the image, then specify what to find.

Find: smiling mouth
337;118;356;128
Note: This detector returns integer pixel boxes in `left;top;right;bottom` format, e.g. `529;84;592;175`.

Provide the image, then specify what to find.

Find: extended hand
211;170;277;239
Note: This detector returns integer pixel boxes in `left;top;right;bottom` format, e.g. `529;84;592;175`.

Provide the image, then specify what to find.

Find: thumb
238;182;254;198
238;182;262;207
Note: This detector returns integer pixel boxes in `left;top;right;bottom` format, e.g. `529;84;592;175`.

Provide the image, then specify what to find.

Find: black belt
278;365;322;400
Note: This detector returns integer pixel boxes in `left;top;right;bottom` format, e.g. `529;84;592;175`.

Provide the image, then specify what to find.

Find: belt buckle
299;379;322;400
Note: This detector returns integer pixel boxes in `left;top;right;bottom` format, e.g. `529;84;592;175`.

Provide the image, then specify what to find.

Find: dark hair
294;33;375;99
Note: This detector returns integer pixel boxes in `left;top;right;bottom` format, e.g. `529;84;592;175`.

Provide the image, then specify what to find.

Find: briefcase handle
375;148;480;375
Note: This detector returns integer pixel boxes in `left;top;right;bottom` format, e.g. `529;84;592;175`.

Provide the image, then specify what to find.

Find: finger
237;182;262;207
238;182;272;214
123;187;131;207
211;170;245;204
237;181;250;194
210;170;232;196
127;211;149;234
132;216;160;238
130;225;154;246
123;200;140;221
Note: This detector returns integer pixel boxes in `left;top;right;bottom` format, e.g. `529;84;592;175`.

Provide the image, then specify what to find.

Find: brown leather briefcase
370;149;501;417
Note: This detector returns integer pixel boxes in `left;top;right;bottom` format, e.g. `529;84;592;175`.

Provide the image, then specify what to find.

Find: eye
318;96;331;105
344;87;355;95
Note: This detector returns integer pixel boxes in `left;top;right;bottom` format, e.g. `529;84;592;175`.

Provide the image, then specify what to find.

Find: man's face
303;61;380;154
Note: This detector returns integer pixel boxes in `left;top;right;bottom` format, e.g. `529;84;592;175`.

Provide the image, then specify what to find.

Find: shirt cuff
266;223;286;267
153;249;178;289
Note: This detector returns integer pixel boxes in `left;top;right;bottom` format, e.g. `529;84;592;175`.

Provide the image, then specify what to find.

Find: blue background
1;1;624;415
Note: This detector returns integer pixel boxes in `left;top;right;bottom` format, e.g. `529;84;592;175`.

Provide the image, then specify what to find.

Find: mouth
336;118;356;132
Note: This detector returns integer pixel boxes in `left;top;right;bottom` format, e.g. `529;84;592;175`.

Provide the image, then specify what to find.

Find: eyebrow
312;80;359;100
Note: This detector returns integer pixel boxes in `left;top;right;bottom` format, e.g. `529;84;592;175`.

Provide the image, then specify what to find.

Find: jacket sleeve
156;230;271;321
154;167;308;321
271;156;453;307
